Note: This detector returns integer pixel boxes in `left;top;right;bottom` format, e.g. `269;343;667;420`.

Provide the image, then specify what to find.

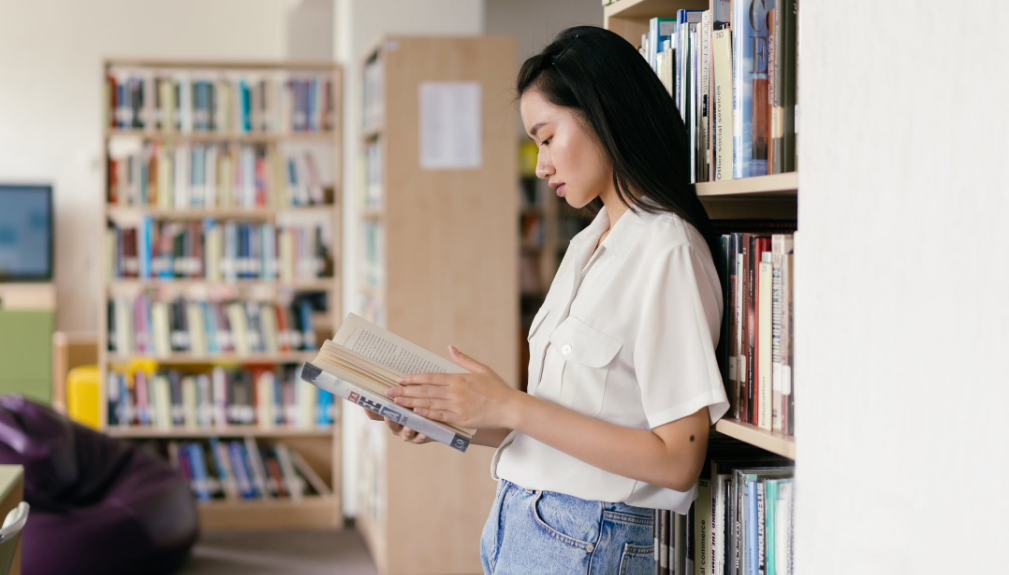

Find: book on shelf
106;364;335;430
107;219;330;282
715;230;795;434
148;437;331;502
107;69;336;134
107;294;321;358
633;0;797;181
300;313;476;452
107;143;331;209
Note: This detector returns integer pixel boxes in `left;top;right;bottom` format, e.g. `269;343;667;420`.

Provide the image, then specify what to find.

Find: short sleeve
634;243;729;428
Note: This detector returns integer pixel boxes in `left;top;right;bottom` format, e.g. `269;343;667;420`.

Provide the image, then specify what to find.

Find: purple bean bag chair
0;395;198;575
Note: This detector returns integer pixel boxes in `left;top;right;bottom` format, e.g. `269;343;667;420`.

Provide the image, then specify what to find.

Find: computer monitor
0;184;53;282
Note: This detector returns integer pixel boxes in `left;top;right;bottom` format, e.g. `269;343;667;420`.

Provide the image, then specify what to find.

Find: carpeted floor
177;528;377;575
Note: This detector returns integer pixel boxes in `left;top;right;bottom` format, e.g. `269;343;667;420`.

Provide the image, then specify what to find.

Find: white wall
485;0;603;68
287;0;334;60
0;0;290;331
795;2;1009;573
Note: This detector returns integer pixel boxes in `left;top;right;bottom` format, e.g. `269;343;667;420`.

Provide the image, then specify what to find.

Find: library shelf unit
355;36;518;575
105;425;334;439
98;58;344;530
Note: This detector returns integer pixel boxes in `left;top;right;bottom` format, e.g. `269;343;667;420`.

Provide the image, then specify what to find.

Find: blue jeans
480;479;656;575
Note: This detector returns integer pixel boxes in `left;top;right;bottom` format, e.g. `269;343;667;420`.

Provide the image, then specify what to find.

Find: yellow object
66;365;101;430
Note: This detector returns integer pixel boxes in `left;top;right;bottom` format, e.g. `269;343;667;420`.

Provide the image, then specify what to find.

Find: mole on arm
689;435;695;442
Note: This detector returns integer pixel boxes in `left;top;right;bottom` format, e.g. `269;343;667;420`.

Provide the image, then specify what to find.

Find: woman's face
520;88;613;209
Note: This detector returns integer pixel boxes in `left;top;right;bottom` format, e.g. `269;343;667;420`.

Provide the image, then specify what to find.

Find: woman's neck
598;185;634;232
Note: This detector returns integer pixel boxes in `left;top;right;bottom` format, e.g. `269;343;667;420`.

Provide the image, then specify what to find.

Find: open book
300;313;475;452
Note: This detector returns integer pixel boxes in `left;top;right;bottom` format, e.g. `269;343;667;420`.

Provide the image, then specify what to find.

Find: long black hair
517;25;712;241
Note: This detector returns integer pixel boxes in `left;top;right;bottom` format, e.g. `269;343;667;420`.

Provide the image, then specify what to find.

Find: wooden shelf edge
604;0;704;21
106;129;336;142
106;279;335;290
714;418;795;459
107;353;315;365
106;426;336;438
695;172;798;197
106;205;336;219
106;58;340;71
199;495;342;531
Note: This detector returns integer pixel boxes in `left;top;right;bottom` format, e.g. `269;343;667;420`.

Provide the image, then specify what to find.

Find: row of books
107;71;337;134
107;296;319;357
107;219;330;282
106;365;336;429
640;1;797;181
108;143;331;208
657;459;794;575
362;140;383;207
165;438;332;502
362;57;385;132
715;232;795;434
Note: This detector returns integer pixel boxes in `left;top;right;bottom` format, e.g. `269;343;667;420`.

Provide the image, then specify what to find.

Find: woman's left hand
387;346;523;429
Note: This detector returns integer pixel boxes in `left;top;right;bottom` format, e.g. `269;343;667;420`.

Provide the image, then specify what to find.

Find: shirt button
585;543;595;552
562;344;572;355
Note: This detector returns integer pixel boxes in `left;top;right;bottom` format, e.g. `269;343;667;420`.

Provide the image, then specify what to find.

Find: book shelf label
419;82;482;170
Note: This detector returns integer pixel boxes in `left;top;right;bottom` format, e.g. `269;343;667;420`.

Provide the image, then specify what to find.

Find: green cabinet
0;310;54;403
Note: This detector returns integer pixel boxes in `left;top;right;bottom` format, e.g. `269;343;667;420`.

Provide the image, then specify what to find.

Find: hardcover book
301;313;475;452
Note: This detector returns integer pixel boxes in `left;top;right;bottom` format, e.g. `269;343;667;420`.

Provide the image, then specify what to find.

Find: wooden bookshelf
106;278;334;291
714;418;796;459
99;59;344;531
199;495;340;531
105;205;335;220
354;36;517;575
106;352;317;365
605;0;708;43
106;425;334;439
696;172;798;220
106;128;336;143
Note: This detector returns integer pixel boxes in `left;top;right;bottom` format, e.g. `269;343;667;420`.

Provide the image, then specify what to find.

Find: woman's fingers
363;407;384;421
384;417;404;434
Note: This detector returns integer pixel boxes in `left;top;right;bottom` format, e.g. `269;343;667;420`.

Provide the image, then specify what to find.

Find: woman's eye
542;137;552;146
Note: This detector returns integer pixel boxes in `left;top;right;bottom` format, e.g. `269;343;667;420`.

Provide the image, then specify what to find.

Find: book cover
732;0;773;178
676;11;704;123
660;509;670;575
696;479;711;575
758;252;773;431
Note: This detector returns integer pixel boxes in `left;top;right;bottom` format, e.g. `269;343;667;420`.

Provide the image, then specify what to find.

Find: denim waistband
499;479;654;520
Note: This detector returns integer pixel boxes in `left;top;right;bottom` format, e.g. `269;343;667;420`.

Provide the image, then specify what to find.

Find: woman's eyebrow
529;122;547;138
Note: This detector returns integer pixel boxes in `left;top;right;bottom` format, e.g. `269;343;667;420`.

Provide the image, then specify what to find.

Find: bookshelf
355;36;518;575
98;59;343;530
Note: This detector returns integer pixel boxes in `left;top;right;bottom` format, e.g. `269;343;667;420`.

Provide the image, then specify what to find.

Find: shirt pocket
526;307;551;391
548;316;622;417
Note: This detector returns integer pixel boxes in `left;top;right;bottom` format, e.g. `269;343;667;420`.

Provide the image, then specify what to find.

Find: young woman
365;26;728;574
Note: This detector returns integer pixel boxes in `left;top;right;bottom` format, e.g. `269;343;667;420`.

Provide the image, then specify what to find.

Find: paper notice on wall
419;82;482;170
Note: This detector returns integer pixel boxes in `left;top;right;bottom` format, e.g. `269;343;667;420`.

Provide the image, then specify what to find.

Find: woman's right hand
362;407;433;444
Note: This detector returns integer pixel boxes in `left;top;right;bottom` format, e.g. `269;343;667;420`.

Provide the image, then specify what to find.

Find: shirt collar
568;202;650;259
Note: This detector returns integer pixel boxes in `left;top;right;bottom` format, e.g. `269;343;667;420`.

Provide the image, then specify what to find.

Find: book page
332;313;466;376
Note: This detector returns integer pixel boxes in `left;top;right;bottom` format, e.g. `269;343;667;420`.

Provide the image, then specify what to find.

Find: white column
795;2;1009;574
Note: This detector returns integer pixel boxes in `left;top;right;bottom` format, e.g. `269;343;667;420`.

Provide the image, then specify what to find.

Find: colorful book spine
732;0;773;178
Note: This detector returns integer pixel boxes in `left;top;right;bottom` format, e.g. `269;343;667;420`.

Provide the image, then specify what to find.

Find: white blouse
492;202;729;514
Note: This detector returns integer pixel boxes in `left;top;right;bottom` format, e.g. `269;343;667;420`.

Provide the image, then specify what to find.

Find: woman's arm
510;393;709;492
392;346;710;492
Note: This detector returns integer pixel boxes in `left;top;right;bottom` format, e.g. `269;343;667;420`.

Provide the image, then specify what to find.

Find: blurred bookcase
98;59;343;530
356;36;518;575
